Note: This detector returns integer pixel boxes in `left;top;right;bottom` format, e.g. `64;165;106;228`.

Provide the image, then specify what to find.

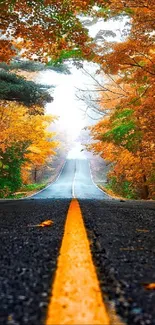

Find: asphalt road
80;199;155;325
31;159;109;199
0;199;70;325
0;158;155;325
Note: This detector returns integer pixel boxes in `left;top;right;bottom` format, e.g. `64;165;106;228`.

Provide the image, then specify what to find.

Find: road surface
0;157;155;325
32;159;109;199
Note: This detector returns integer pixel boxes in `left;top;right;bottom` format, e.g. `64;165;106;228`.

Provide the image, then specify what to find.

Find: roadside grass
6;183;47;199
98;184;126;200
21;183;47;192
0;158;66;199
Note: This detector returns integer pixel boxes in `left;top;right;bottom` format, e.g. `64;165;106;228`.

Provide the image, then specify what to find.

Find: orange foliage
88;0;155;199
0;0;101;62
0;101;58;183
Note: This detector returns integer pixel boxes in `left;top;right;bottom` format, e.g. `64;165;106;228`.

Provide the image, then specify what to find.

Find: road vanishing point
0;158;155;325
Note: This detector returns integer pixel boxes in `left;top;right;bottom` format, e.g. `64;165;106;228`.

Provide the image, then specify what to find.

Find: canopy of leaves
0;0;104;63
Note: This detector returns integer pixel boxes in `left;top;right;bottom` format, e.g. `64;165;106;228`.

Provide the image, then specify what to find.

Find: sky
39;61;101;141
37;15;129;159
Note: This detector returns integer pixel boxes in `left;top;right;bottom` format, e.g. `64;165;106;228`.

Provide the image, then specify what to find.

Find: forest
0;0;154;199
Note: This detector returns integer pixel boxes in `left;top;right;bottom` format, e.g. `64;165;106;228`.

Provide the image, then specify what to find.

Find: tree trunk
141;174;149;199
34;167;37;183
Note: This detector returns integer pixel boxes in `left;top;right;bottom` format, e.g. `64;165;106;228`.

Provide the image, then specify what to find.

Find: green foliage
0;62;10;70
0;70;53;108
51;49;83;65
143;76;148;82
1;59;71;74
46;62;71;74
103;109;142;151
114;109;134;119
138;61;146;67
106;176;136;199
129;97;141;106
0;146;23;197
6;182;47;198
96;6;111;19
103;120;136;145
9;60;45;71
21;183;47;192
124;7;135;15
0;145;48;197
137;85;147;95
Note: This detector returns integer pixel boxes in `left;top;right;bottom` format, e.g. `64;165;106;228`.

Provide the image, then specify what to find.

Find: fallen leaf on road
143;283;155;290
120;247;135;251
38;220;54;227
120;247;144;251
136;229;149;232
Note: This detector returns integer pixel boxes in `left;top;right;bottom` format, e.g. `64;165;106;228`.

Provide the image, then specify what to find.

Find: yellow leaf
136;229;149;233
143;283;155;290
38;220;54;227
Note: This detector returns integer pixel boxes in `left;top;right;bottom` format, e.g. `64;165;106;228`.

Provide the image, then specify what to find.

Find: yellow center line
45;199;110;325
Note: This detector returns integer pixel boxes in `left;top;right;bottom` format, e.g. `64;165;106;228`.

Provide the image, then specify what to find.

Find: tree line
88;0;155;199
0;0;154;199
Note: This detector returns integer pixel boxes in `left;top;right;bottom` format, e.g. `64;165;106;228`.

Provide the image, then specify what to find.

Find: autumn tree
0;0;106;197
0;0;105;63
0;101;57;197
88;0;155;199
89;102;155;199
0;70;53;110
